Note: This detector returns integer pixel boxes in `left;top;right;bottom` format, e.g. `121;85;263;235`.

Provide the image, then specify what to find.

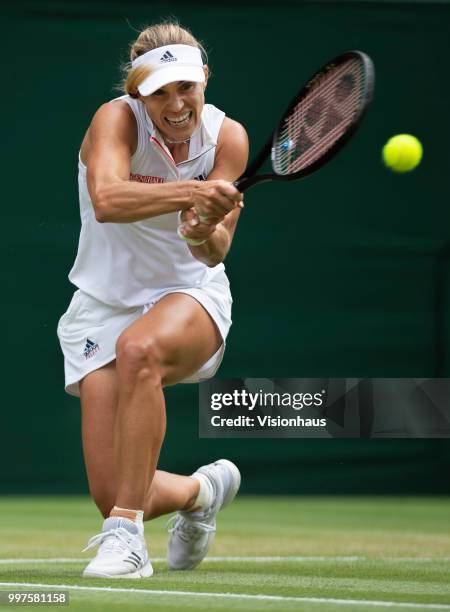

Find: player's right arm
85;101;241;224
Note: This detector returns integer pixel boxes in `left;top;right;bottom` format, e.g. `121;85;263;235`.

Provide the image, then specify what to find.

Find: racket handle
233;177;250;192
234;174;274;193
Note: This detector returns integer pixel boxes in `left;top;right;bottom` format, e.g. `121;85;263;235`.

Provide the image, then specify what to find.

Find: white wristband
177;224;207;246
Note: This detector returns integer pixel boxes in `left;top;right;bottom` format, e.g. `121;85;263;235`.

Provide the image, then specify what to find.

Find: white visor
131;44;205;96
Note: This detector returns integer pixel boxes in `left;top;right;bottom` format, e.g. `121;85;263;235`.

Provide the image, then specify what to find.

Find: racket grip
233;177;250;193
234;174;273;193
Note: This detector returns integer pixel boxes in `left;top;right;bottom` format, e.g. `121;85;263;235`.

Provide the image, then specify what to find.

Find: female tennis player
57;21;248;579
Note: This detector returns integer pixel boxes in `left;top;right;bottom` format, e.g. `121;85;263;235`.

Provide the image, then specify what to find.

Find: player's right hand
189;179;243;225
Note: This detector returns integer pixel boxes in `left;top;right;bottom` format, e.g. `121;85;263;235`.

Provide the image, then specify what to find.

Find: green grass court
0;496;449;611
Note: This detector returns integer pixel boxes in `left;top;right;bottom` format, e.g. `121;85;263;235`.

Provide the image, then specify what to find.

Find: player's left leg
166;458;241;571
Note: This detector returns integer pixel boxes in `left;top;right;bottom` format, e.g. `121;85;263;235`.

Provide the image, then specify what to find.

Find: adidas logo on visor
160;50;177;63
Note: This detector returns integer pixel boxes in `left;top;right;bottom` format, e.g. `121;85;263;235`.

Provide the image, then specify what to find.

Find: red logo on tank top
130;173;165;184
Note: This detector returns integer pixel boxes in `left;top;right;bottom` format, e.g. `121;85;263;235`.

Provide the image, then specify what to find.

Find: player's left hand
179;207;219;244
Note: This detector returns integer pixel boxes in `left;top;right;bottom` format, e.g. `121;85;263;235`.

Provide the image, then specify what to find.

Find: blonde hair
121;21;208;98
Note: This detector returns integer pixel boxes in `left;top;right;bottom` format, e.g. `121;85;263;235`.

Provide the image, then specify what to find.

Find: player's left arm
182;117;249;267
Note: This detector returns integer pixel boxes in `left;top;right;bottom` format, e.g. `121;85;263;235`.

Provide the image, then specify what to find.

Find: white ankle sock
186;473;214;512
110;506;144;524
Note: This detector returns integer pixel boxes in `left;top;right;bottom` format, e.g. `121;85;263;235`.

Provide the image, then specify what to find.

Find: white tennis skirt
57;277;232;397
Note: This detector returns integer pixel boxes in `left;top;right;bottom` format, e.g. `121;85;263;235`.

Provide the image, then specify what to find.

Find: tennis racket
179;50;374;240
235;50;375;192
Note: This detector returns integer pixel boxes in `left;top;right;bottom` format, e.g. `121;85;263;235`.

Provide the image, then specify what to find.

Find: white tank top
68;96;227;307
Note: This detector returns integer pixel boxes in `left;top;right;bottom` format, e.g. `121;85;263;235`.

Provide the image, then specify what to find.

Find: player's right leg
79;362;203;579
81;359;230;578
79;362;240;576
59;289;238;578
79;362;200;520
79;362;152;578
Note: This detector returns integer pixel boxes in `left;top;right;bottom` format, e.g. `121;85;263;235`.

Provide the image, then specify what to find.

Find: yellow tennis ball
382;134;423;173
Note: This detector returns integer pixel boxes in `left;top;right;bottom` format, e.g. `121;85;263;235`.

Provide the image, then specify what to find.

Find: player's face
141;68;208;142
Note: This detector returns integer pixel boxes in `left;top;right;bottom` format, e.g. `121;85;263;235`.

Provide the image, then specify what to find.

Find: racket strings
273;58;367;175
276;60;361;165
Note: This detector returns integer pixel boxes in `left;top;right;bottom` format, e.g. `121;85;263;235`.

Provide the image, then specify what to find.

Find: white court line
0;556;449;564
0;582;449;609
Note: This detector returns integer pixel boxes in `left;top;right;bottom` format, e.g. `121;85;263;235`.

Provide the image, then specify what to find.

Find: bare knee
116;335;163;384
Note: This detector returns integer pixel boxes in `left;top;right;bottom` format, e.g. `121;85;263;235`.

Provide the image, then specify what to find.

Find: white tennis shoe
167;458;241;570
82;517;153;579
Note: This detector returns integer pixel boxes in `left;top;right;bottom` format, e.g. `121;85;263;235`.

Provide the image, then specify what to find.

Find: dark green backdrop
2;1;450;494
